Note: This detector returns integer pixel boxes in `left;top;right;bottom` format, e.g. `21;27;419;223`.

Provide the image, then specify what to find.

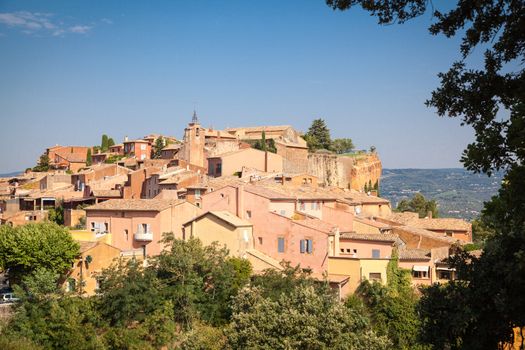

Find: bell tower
182;110;205;168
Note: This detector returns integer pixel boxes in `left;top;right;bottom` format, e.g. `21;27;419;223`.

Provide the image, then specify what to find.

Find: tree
332;138;354;154
4;268;103;350
305;118;332;151
251;262;316;301
100;134;109;152
227;284;390;349
33;153;50;172
396;193;438;218
261;130;267;151
326;0;525;347
151;136;165;159
85;148;92;166
107;137;115;148
471;217;495;245
0;223;79;283
154;235;252;327
355;249;425;350
96;258;163;327
47;205;64;226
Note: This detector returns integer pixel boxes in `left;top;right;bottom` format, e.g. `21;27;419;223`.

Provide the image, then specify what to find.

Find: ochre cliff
348;152;382;191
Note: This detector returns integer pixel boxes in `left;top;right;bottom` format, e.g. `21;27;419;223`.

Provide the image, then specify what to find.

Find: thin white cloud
69;25;91;34
0;11;96;36
101;18;113;25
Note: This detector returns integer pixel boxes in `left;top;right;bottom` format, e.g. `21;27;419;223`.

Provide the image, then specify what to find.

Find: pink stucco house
207;148;283;177
200;183;401;298
85;198;202;256
201;184;338;273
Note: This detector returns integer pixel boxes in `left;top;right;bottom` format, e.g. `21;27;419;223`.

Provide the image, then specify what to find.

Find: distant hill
381;168;503;221
0;171;23;178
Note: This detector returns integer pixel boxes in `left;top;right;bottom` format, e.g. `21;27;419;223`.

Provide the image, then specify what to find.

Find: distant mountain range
381;168;503;221
0;171;22;178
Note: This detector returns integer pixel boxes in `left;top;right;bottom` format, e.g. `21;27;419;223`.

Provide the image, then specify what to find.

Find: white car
1;293;19;303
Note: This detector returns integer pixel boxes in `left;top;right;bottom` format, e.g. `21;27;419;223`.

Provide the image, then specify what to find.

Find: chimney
125;135;129;142
236;185;244;218
427;210;433;219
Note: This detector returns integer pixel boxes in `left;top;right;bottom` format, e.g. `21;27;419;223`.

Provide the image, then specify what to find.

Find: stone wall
64;209;86;228
276;143;309;173
307;152;382;190
206;139;241;157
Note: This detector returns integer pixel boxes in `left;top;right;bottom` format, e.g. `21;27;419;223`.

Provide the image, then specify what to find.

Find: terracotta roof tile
85;198;184;211
78;241;99;253
386;212;471;231
399;248;432;260
340;232;398;243
184;210;252;227
91;189;121;198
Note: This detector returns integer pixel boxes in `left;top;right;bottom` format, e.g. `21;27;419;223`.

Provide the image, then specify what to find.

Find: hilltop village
0;113;472;297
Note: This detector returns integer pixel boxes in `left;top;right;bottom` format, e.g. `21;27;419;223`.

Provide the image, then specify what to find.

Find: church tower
182;110;205;168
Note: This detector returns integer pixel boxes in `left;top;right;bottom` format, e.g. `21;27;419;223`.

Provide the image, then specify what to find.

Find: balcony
134;232;153;241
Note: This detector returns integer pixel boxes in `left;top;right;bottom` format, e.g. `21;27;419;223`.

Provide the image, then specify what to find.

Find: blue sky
0;0;476;173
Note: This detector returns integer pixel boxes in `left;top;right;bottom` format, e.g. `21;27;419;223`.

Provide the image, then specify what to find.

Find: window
124;229;128;241
412;270;428;278
300;239;313;254
278;237;285;253
245;210;252;219
91;222;96;232
369;273;382;282
140;223;150;233
445;231;453;237
300;201;305;211
104;222;109;233
372;249;380;258
195;189;201;199
438;270;452;280
140;144;147;150
340;248;345;253
215;163;222;176
258;237;263;245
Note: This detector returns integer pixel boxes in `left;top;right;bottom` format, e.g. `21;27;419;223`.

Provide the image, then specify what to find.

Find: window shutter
300;239;305;253
307;239;313;254
146;224;151;233
278;238;284;253
137;224;142;233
